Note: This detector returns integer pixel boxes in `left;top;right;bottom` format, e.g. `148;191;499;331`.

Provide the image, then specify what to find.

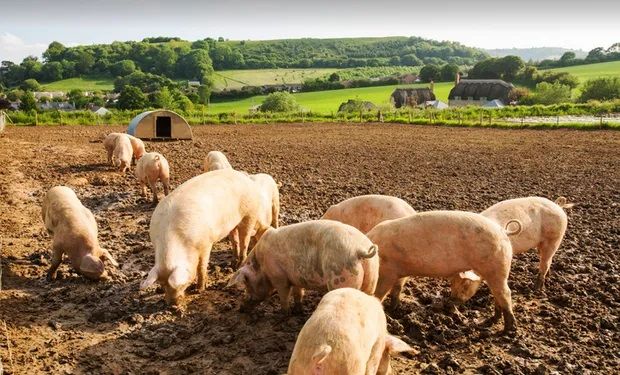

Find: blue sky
1;0;618;62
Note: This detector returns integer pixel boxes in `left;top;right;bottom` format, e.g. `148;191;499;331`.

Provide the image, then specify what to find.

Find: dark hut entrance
155;116;172;138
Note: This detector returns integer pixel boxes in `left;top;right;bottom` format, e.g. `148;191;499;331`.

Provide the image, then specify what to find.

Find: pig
103;132;123;165
103;132;145;165
227;220;379;314
111;134;133;173
41;186;118;281
451;196;575;302
134;152;171;204
203;150;232;172
288;288;416;375
126;134;146;163
367;210;522;333
140;169;270;305
321;194;415;233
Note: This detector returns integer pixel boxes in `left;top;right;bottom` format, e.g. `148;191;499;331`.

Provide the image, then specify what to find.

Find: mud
0;123;618;374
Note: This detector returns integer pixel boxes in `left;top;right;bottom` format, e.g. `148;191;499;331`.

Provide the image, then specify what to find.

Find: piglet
228;220;379;314
42;186;118;281
288;288;416;375
135;152;170;204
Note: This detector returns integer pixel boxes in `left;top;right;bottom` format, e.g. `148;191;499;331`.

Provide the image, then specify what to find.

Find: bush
21;78;41;91
260;92;300;112
579;77;620;102
117;85;148;110
419;65;441;82
528;82;572;105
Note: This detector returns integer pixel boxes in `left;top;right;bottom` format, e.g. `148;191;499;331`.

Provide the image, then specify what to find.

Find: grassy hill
42;77;114;91
213;68;338;90
209;82;453;114
546;60;620;82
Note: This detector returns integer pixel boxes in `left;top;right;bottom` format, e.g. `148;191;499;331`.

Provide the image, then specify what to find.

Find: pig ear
168;267;191;290
227;269;246;288
100;248;119;267
385;335;418;356
80;254;104;274
140;266;159;290
459;270;481;282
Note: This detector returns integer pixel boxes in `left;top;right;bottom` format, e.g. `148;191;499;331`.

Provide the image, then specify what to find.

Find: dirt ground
0;123;618;374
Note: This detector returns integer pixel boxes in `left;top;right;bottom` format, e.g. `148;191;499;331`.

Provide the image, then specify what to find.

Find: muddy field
0;123;618;374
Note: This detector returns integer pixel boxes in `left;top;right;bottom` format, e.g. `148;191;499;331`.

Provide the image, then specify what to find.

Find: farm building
448;79;514;107
391;88;436;108
127;110;192;140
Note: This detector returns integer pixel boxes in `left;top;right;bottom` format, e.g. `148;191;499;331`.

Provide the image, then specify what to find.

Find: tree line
537;43;620;69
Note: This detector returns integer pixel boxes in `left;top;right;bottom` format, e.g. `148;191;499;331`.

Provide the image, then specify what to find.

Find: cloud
0;33;47;63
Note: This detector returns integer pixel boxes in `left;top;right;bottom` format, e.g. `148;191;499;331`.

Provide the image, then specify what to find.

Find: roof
449;79;514;102
391;88;436;108
127;109;189;137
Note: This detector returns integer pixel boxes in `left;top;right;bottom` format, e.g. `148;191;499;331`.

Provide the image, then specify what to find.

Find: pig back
481;197;566;254
258;220;377;290
150;169;260;250
288;288;386;373
43;186;98;240
368;211;509;278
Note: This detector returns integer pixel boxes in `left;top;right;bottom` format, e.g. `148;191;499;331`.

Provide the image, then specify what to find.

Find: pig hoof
46;272;57;282
501;325;517;335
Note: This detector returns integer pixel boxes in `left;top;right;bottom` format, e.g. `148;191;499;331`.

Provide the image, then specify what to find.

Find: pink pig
134;152;171;204
228;220;379;314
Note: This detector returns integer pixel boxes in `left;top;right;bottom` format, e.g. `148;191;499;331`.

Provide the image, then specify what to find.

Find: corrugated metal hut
127;110;192;140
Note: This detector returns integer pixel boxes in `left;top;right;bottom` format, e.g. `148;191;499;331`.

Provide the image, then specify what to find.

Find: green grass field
213;68;338;90
42;77;114;91
209;82;452;114
547;60;620;82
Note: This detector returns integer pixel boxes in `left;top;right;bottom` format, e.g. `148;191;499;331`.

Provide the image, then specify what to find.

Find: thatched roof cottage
448;79;514;107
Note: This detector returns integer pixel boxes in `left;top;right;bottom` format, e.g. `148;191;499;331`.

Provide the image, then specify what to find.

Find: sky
1;0;618;62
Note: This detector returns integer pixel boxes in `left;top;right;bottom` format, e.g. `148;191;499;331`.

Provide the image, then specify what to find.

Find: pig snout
450;271;482;304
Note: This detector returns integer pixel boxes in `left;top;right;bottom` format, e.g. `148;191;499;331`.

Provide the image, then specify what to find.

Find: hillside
486;47;587;61
209;82;453;114
546;60;620;82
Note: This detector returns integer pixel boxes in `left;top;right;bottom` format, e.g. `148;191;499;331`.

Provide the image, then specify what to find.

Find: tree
530;82;572;105
21;78;41;91
419;65;441;83
43;41;66;62
328;72;341;82
579;77;620;102
586;47;606;62
560;52;576;63
260;92;300;112
41;62;64;82
20;91;37;111
177;49;213;79
152;87;174;109
117;85;147;110
110;60;136;76
498;56;524;81
440;63;459;82
74;50;95;74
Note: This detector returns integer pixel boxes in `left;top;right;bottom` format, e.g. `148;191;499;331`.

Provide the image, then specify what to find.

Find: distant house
391;88;436;108
34;91;65;100
425;100;449;110
187;80;201;87
398;73;418;84
38;102;75;111
448;79;514;107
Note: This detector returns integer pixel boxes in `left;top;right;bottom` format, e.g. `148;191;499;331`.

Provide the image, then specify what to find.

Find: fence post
479;110;483;125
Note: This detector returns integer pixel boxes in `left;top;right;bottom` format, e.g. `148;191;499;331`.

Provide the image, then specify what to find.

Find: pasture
0;123;618;373
212;68;338;90
547;60;620;82
210;82;452;114
42;76;115;92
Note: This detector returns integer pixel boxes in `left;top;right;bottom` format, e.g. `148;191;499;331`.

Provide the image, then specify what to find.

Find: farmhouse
448;79;514;107
127;109;192;140
391;88;436;108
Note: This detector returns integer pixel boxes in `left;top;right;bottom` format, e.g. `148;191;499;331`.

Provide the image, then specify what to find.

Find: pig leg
275;283;293;315
292;287;305;314
196;244;213;291
535;237;563;290
236;219;255;268
374;272;397;303
228;229;240;269
47;244;64;281
107;149;113;165
162;176;170;196
147;177;159;204
484;274;516;333
139;181;148;198
389;277;408;310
